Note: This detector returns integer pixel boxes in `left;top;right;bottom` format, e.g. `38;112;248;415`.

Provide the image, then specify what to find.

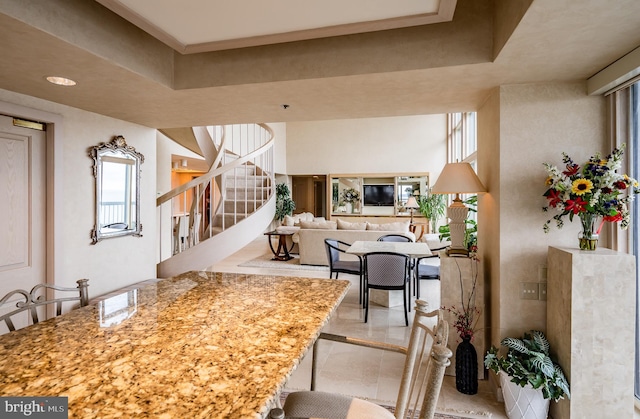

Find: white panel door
0;115;46;330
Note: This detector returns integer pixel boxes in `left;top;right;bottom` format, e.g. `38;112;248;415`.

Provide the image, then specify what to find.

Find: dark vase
455;336;478;395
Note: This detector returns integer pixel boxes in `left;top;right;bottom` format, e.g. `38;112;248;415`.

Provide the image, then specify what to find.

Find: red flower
614;181;627;190
545;189;563;208
563;164;580;177
565;197;587;214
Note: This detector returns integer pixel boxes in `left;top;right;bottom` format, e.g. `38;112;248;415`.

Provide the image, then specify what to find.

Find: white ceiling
96;0;453;52
0;0;640;130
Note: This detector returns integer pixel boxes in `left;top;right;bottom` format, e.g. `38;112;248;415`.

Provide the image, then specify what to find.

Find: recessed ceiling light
46;76;77;86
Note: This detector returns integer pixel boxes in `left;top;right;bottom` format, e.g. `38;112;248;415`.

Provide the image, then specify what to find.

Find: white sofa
297;219;416;266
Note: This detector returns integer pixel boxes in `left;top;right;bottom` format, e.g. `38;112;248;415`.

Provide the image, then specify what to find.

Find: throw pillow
337;219;367;230
366;221;410;231
299;220;337;230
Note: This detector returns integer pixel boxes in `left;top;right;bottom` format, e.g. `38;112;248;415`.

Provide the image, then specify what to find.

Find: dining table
0;271;350;418
345;240;432;258
346;240;432;308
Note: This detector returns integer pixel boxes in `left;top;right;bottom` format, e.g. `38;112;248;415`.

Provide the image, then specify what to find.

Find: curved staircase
157;123;275;277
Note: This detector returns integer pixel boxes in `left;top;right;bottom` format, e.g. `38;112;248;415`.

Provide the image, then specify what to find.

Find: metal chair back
364;251;410;287
0;279;89;333
377;234;414;242
364;252;411;325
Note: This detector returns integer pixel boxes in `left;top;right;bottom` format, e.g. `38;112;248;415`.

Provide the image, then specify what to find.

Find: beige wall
270;122;288;174
285;114;447;180
0;88;157;300
477;87;501;346
479;81;606;345
0;80;612;348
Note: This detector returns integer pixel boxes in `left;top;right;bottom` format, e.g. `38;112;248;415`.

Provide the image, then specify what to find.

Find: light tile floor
207;236;507;418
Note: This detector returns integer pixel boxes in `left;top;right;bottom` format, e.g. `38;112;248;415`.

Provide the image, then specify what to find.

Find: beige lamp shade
405;196;419;209
431;162;486;256
431;162;486;195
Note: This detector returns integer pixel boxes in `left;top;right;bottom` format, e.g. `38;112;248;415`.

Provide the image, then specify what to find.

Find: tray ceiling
96;0;456;53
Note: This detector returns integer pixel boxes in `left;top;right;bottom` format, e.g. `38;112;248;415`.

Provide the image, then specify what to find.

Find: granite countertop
0;271;350;418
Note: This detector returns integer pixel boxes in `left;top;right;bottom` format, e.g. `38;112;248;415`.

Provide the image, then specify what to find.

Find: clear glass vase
578;212;599;250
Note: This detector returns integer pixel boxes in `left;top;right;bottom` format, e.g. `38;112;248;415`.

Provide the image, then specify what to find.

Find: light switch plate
521;282;539;300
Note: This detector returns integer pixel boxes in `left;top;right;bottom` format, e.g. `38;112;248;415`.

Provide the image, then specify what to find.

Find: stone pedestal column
547;246;636;419
440;253;485;377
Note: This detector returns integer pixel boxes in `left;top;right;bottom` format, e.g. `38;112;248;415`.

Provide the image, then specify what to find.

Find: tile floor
207;236;507;418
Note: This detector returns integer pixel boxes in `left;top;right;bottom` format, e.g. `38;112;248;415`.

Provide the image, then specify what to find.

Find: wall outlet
521;282;539;300
539;282;547;300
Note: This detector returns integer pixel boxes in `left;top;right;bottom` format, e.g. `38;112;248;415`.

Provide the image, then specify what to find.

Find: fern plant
484;330;570;402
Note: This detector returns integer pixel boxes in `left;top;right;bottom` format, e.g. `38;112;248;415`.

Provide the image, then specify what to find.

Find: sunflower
571;179;593;195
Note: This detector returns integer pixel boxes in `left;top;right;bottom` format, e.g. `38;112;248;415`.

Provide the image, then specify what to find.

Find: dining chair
377;234;414;242
0;279;89;333
363;251;412;326
414;243;448;299
279;300;451;419
325;239;364;304
377;234;417;294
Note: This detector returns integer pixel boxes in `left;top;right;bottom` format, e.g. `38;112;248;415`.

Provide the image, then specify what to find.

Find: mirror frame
89;135;144;244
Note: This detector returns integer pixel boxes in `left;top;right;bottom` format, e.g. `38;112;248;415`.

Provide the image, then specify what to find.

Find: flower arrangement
443;304;481;340
542;145;639;240
442;256;480;341
341;188;360;204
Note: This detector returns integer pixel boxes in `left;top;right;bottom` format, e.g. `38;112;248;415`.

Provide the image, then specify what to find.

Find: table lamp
430;162;486;256
405;196;419;224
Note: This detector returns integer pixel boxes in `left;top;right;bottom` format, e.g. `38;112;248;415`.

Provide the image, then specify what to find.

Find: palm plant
484;330;570;402
418;188;447;233
275;183;296;222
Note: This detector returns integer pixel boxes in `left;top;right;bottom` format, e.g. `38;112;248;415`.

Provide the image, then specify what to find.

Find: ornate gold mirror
90;135;144;244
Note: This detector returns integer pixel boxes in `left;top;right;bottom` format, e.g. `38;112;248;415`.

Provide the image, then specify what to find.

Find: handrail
156;123;274;206
157;123;275;262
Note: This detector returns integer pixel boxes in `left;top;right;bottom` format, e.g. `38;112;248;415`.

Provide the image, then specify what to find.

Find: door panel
0;132;29;271
0;115;46;331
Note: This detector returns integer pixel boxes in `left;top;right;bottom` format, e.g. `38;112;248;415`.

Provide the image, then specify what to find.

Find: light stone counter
0;271;350;418
547;247;636;419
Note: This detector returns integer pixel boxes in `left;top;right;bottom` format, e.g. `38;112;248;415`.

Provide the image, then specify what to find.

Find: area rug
238;254;329;272
278;392;492;418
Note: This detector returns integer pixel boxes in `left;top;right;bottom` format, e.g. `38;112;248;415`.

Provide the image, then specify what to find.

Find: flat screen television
363;184;395;206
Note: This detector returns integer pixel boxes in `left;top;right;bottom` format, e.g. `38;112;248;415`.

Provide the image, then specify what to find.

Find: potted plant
484;330;570;419
275;183;296;222
418;188;447;233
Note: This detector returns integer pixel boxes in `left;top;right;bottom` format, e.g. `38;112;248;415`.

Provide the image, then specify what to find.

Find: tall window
613;81;640;401
631;82;640;402
447;112;477;164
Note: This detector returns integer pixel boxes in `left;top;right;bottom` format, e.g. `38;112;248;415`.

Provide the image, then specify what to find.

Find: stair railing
157;123;274;261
